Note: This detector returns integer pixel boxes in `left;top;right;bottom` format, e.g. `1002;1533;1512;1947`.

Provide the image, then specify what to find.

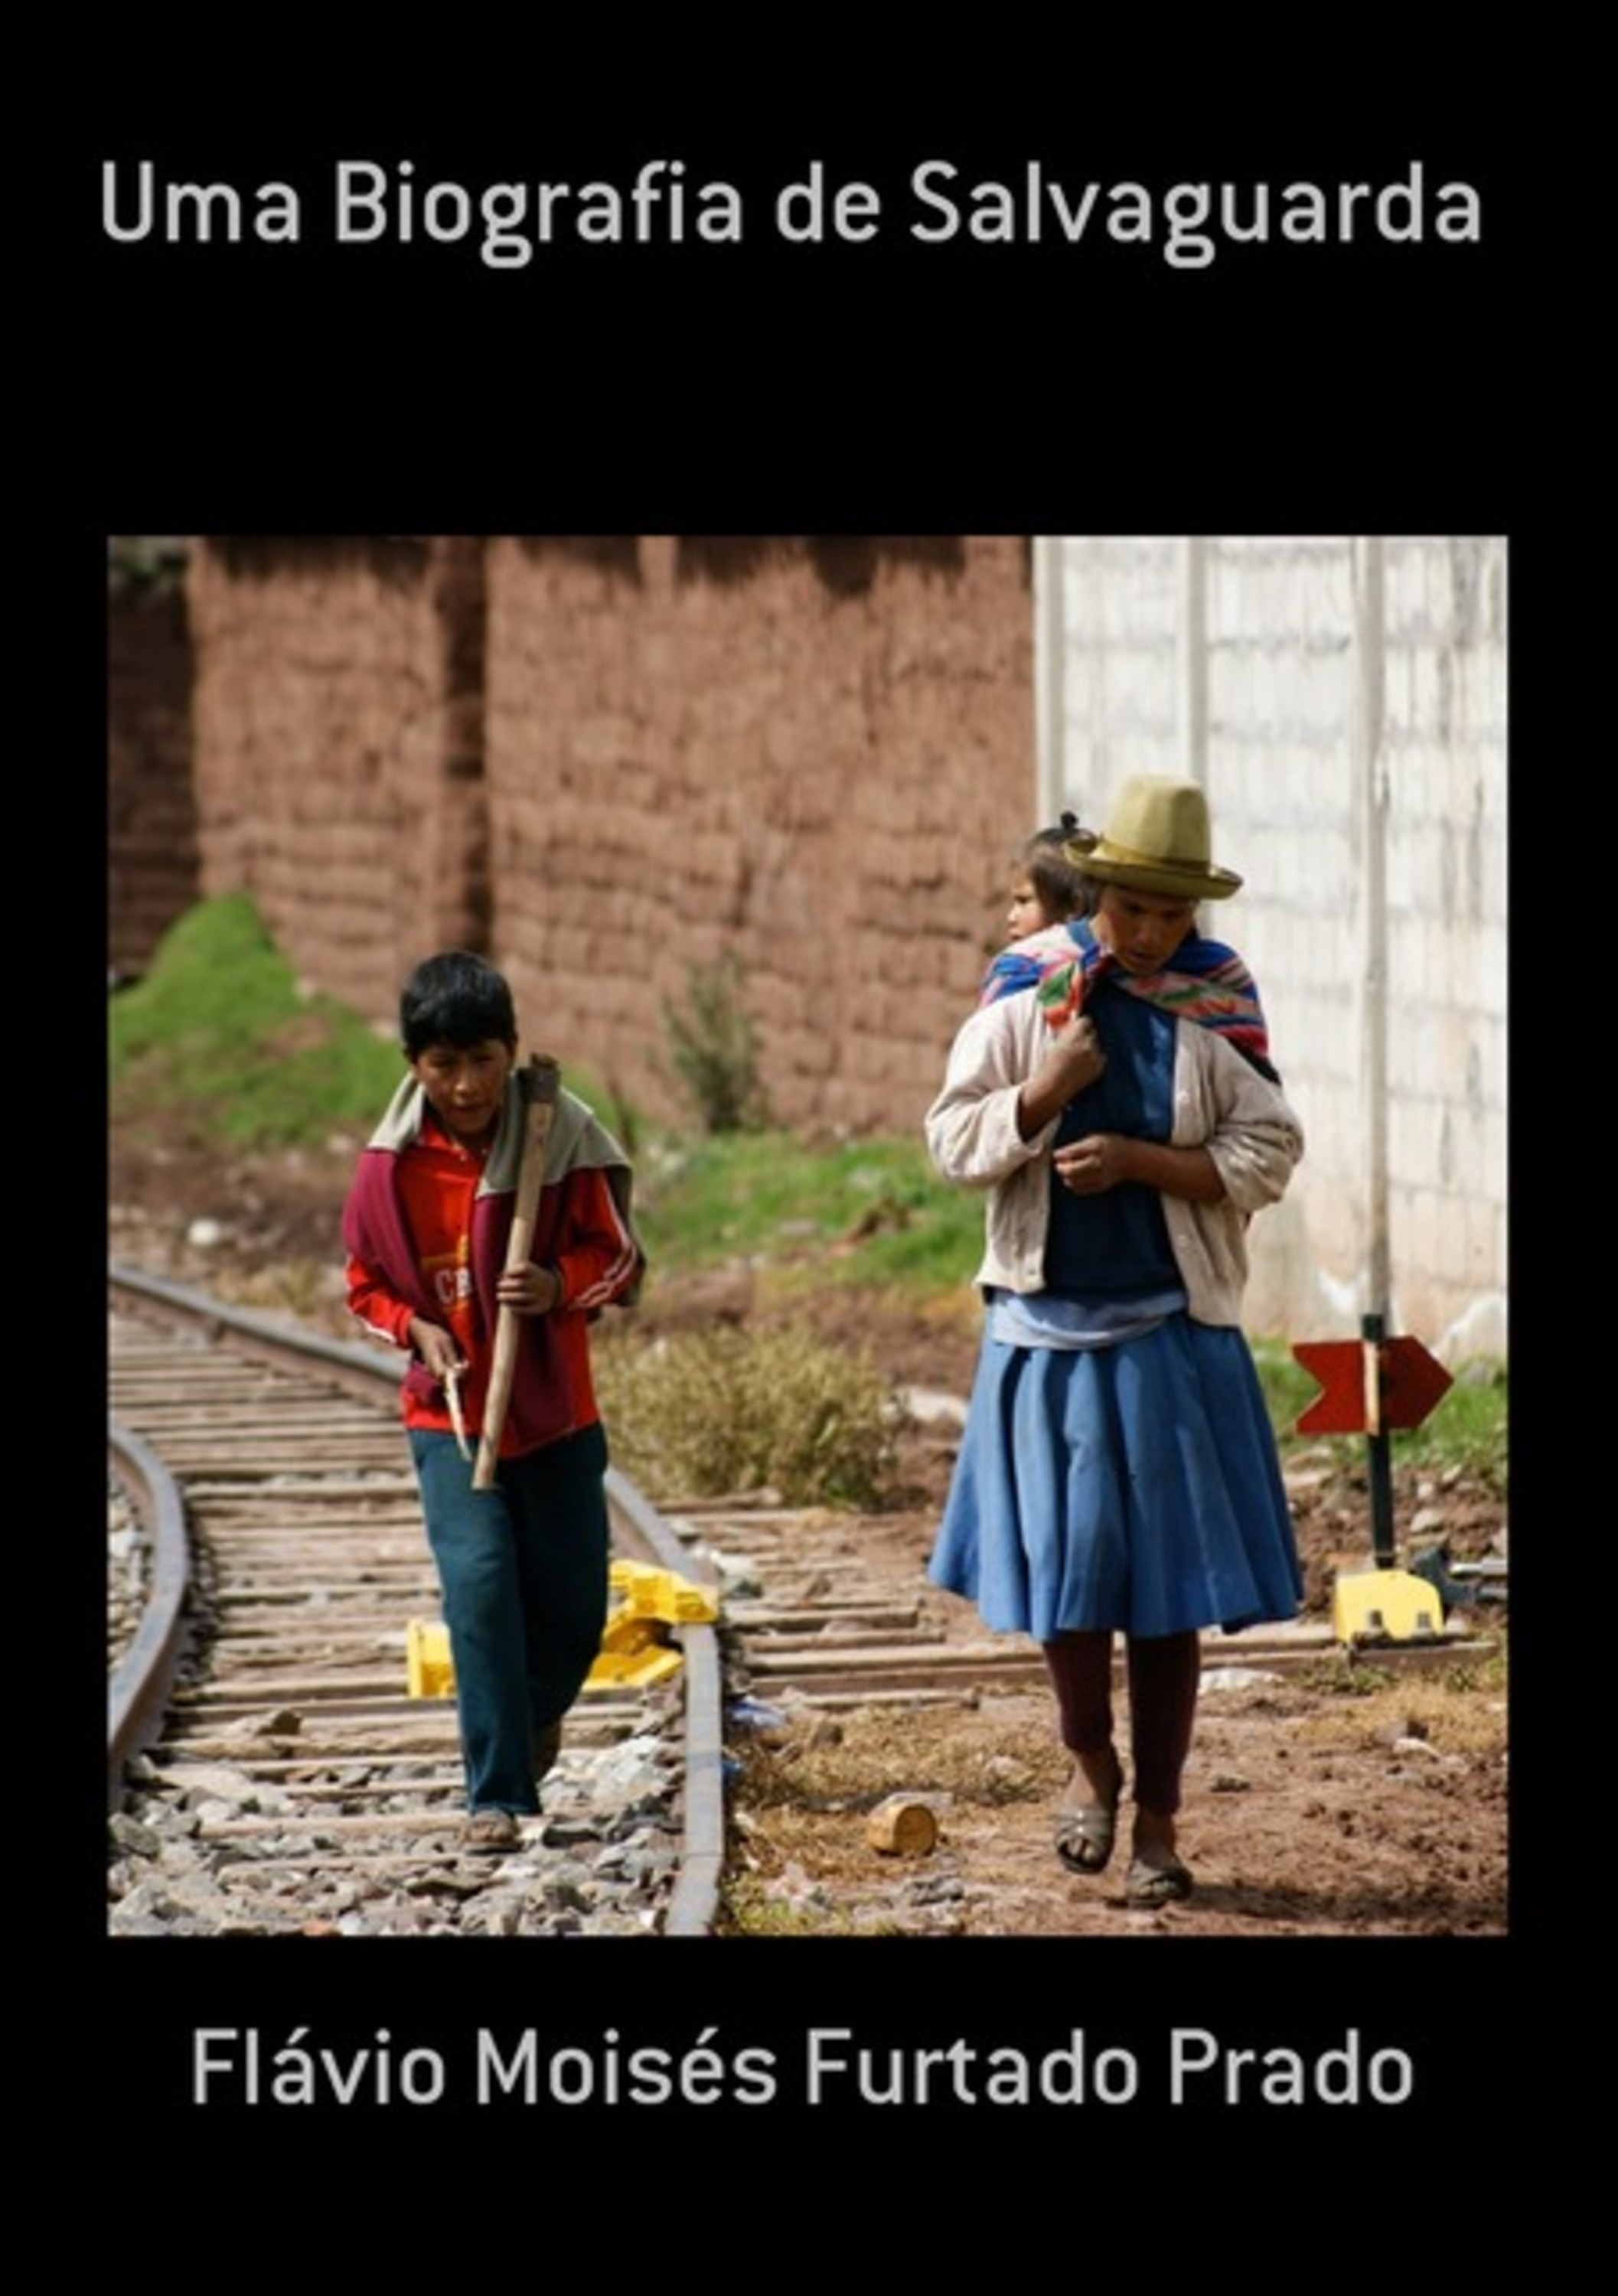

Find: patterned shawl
977;917;1279;1082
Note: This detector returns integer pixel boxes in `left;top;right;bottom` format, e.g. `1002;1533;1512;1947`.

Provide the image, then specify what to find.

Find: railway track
108;1264;723;1937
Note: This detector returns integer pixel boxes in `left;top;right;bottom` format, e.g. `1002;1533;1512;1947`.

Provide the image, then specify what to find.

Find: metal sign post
1292;1318;1455;1645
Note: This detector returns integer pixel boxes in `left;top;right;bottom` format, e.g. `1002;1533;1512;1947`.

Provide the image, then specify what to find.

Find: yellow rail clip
405;1561;717;1699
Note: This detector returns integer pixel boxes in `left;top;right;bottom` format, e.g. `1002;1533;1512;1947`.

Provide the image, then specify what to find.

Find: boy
343;951;641;1853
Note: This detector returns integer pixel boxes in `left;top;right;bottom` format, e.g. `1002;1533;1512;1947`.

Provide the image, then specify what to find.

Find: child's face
1006;873;1052;944
1091;886;1198;975
408;1038;516;1146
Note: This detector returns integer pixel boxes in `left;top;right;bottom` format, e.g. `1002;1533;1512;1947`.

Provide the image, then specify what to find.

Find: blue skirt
928;1314;1303;1641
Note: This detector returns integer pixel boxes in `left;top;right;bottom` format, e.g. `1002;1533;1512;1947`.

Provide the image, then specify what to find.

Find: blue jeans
410;1422;611;1814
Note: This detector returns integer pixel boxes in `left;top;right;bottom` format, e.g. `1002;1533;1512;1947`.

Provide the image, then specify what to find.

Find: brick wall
108;569;197;976
185;536;491;1019
171;534;1035;1132
483;536;1033;1131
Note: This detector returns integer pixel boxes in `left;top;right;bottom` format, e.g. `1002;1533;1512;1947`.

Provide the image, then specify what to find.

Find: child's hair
1016;811;1093;922
400;951;517;1055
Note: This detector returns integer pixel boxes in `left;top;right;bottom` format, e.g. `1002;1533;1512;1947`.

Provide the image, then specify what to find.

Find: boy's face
407;1038;516;1147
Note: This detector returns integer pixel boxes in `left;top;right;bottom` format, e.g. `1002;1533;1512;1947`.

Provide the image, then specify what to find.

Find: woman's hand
497;1263;563;1316
1055;1137;1227;1203
1016;1016;1107;1140
1053;1132;1135;1194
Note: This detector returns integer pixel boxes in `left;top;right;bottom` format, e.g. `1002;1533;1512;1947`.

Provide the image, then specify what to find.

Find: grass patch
732;1710;1058;1812
632;1130;985;1301
1290;1667;1508;1757
110;894;404;1150
1398;1363;1508;1493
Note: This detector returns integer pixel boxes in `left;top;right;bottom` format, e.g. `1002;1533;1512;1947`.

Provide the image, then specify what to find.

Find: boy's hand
408;1318;467;1383
497;1264;563;1316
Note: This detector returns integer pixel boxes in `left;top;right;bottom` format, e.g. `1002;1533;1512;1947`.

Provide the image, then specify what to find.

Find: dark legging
1042;1629;1201;1816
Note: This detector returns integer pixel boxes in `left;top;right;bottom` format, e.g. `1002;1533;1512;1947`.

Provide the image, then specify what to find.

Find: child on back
342;950;641;1854
978;811;1094;1009
1004;813;1092;946
978;801;1277;1082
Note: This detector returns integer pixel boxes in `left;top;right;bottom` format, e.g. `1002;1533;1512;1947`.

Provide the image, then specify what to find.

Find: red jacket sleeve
548;1166;640;1313
345;1254;417;1349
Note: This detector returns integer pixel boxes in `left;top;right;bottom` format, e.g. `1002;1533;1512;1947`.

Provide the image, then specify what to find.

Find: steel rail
106;1420;193;1814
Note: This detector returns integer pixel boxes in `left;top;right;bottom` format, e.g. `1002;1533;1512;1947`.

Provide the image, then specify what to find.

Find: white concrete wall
1038;536;1507;1365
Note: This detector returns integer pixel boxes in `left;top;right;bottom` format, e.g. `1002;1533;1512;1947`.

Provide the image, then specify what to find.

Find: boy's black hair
400;951;517;1055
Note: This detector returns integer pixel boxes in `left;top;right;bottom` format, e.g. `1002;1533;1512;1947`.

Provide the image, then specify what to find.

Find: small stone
1391;1735;1445;1761
108;1812;162;1859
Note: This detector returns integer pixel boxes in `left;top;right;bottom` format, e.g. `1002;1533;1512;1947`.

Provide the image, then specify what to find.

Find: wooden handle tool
473;1054;560;1489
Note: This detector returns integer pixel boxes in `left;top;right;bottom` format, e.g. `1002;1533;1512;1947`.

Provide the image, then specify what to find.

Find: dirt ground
108;1132;1509;1940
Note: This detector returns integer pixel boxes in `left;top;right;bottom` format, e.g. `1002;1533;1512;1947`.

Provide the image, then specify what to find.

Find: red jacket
343;1076;640;1458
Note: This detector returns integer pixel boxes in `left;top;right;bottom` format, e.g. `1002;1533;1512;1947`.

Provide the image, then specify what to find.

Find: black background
65;42;1558;2193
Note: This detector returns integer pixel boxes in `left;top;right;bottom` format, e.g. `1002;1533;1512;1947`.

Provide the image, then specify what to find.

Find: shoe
1054;1752;1123;1874
1124;1853;1194;1906
532;1720;563;1786
465;1808;520;1854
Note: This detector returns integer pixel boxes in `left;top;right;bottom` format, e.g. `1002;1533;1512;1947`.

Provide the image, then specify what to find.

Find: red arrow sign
1292;1335;1453;1435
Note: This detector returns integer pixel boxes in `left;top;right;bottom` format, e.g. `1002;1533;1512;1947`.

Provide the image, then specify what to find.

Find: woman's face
1091;885;1199;975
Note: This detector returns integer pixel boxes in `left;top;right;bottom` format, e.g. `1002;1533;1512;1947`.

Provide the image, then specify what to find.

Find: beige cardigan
925;990;1303;1328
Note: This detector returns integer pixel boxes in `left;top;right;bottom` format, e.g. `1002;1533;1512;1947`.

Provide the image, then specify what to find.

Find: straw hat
1063;775;1242;901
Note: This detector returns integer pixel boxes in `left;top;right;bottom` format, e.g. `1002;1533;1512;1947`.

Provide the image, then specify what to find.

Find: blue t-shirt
1042;980;1183;1303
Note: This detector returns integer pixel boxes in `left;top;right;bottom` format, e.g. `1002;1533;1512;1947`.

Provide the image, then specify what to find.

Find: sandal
1054;1753;1123;1874
1124;1853;1194;1906
1055;1803;1117;1874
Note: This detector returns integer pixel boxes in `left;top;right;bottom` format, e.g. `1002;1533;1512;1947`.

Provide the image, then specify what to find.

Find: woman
927;776;1303;1906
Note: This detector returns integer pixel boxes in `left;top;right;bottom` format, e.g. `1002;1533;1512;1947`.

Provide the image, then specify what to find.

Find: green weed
718;1874;863;1938
595;1323;899;1508
659;957;770;1133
